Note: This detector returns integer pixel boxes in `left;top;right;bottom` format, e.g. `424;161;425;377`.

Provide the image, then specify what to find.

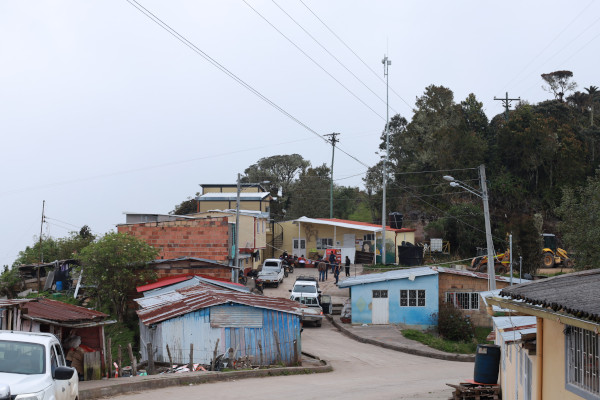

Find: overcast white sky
1;1;598;267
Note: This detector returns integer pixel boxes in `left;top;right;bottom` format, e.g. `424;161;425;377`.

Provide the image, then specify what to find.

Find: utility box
430;238;443;252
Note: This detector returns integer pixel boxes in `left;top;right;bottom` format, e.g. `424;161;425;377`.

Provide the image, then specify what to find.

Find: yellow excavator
542;233;573;268
470;247;511;274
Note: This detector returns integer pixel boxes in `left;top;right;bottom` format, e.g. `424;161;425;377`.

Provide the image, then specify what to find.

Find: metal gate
372;290;389;324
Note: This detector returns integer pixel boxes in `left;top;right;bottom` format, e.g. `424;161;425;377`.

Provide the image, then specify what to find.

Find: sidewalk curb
80;354;332;399
326;315;475;363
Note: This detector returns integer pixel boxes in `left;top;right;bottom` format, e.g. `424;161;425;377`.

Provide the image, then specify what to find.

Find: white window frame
316;238;333;250
565;325;600;398
446;291;479;310
400;289;426;307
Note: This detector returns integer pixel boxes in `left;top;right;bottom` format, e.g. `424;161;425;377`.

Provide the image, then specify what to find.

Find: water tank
473;344;501;384
389;212;403;229
55;281;63;291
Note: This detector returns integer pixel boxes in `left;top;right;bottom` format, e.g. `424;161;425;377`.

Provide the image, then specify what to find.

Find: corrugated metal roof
135;283;305;325
493;316;537;343
318;218;415;233
140;275;250;296
432;266;531;284
338;266;437;288
0;299;33;307
24;298;108;322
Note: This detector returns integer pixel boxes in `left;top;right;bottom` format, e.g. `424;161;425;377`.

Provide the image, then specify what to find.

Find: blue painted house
338;267;438;329
135;282;303;366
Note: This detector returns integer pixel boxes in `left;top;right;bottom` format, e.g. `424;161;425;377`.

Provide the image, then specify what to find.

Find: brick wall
438;272;511;327
117;217;230;262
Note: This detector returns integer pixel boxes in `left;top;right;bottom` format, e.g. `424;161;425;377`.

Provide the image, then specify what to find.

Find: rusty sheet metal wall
139;304;301;366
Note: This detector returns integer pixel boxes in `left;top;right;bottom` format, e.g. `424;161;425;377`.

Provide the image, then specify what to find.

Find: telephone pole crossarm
494;92;521;121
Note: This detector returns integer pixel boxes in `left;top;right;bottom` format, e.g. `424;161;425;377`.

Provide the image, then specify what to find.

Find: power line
242;0;385;121
298;0;413;112
270;0;397;114
124;0;371;170
501;0;594;92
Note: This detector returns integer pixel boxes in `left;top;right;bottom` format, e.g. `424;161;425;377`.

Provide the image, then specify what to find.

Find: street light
233;175;270;283
444;165;496;290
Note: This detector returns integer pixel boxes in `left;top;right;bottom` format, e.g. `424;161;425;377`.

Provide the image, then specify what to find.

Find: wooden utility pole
37;200;45;292
494;92;520;121
324;133;340;219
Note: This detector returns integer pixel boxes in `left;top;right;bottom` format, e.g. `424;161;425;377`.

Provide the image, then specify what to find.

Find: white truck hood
0;372;51;394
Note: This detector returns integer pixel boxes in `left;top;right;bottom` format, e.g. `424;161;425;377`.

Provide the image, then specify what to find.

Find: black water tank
389;212;403;229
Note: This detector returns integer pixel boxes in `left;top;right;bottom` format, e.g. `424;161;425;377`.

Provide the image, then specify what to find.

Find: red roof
317;218;415;232
135;283;305;325
24;298;108;322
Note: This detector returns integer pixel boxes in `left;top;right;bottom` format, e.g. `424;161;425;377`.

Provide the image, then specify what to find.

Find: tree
286;164;331;219
78;232;158;321
243;154;310;220
584;85;599;126
13;227;96;266
170;192;199;215
541;70;577;102
556;171;600;269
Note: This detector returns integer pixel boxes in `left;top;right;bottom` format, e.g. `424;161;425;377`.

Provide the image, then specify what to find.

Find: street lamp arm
451;182;483;198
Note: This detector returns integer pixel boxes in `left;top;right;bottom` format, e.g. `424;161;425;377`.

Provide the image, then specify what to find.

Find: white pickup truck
0;331;79;400
256;259;285;287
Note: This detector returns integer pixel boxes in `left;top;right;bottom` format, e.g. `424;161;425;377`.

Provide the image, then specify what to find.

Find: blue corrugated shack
135;282;303;366
338;266;438;329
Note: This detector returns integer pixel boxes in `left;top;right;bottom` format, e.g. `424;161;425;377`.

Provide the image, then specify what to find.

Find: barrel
55;281;63;291
474;344;501;384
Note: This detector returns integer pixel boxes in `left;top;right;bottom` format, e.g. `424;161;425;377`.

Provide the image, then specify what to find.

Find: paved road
113;267;473;400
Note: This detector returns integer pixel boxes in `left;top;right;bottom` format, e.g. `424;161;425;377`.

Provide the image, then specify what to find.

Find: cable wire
242;0;385;121
271;0;396;114
298;0;412;111
125;0;371;171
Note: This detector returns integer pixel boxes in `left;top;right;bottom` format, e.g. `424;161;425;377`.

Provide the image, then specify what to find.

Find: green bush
434;302;474;342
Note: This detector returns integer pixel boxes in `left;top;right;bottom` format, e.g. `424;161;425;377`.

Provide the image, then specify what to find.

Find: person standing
317;258;326;282
345;256;351;277
329;252;336;274
334;262;341;284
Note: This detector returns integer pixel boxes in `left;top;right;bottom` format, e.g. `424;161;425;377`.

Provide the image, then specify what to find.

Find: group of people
316;253;351;284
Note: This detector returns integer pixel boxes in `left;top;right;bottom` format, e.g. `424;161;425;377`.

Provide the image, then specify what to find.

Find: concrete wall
496;329;537;399
438;272;511;327
139;305;301;366
279;220;414;261
349;274;438;328
118;217;230;262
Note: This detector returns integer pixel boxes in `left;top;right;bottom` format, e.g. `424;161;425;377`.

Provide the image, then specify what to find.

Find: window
446;292;479;310
566;325;599;397
400;289;425;307
372;290;388;298
316;238;333;249
364;234;374;241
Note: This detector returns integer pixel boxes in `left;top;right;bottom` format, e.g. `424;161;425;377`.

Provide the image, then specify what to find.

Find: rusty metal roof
432;266;530;284
23;298;108;322
135;283;305;325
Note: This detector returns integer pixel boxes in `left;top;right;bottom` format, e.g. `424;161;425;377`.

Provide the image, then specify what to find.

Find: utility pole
324;132;340;219
381;55;391;265
38;200;45;292
233;174;241;284
494;92;520;121
479;165;496;290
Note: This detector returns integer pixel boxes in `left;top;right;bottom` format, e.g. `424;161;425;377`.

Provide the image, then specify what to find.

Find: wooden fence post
188;343;194;370
107;338;112;379
211;339;220;371
293;339;299;366
274;332;281;364
117;345;122;377
147;342;155;375
127;343;137;376
166;344;173;371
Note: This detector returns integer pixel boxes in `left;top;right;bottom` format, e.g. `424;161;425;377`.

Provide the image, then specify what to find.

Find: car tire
316;320;322;327
274;282;279;288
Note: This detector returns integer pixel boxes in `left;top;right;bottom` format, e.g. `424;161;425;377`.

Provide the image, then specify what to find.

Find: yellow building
275;217;415;264
188;209;268;271
487;270;600;400
196;184;273;214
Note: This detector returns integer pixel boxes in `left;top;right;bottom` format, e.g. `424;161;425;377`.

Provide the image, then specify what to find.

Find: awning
293;216;384;233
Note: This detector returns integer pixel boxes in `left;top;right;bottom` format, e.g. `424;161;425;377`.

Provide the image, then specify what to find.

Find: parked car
256;259;285;287
289;276;320;298
0;331;78;400
291;295;324;327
